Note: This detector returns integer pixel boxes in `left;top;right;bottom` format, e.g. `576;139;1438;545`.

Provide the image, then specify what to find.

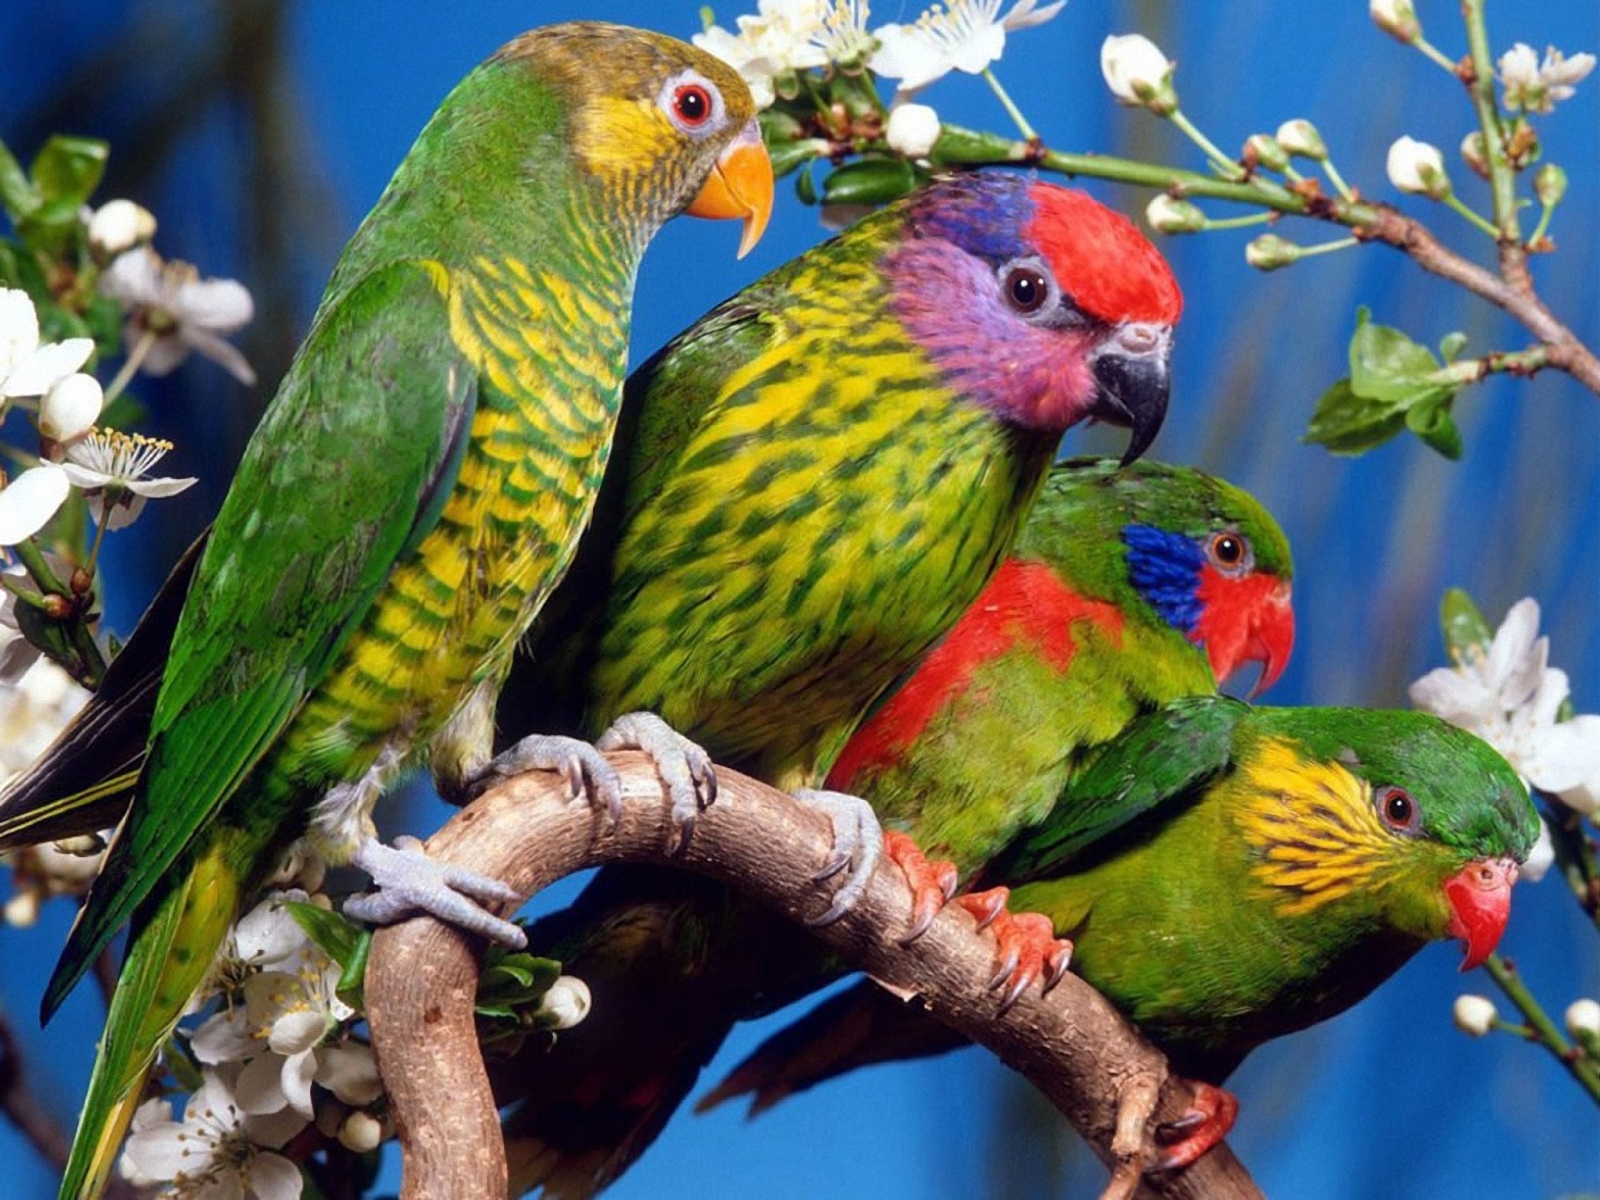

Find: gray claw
793;789;883;927
596;711;719;847
471;733;623;824
345;836;526;948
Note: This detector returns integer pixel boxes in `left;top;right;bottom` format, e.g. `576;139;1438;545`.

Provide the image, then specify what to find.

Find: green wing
45;259;478;1017
995;695;1248;882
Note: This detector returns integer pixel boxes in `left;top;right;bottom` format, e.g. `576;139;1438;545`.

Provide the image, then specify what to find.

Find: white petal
242;1105;310;1151
127;474;199;499
267;1009;327;1057
0;289;40;380
174;278;254;333
1409;667;1497;725
183;328;258;386
1498;43;1539;86
871;25;951;90
87;199;157;256
249;1151;305;1200
39;373;103;441
1;338;94;398
317;1042;384;1106
197;1172;247;1200
139;332;190;377
1486;598;1540;686
235;891;312;966
1528;716;1600;806
0;465;71;546
235;1051;291;1115
99;245;165;307
1524;665;1572;728
192;1006;260;1065
1520;818;1555;882
0;629;42;685
278;1048;319;1119
57;461;114;490
122;1121;202;1180
1002;0;1066;32
948;23;1007;76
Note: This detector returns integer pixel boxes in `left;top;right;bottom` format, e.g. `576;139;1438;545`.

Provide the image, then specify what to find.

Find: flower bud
1369;0;1421;43
539;975;592;1031
1245;234;1301;271
1534;163;1568;208
39;373;103;443
1243;133;1290;173
52;833;106;857
1100;34;1177;116
338;1111;384;1154
1459;132;1489;180
1565;998;1600;1041
1386;136;1451;198
3;890;39;928
884;103;942;159
1453;993;1498;1037
86;199;156;258
1275;119;1327;161
1145;194;1207;234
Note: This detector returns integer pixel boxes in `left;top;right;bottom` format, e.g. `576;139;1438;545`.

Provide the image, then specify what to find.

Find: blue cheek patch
1122;524;1204;634
907;174;1033;265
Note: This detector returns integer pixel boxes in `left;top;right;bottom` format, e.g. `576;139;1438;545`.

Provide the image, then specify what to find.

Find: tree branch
365;754;1261;1200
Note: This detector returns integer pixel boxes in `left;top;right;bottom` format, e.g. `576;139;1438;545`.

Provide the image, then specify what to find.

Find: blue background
1;1;1596;1196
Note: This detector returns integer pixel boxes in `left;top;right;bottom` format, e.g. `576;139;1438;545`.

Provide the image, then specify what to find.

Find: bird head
1034;459;1294;693
494;23;773;256
885;176;1181;457
1240;709;1540;972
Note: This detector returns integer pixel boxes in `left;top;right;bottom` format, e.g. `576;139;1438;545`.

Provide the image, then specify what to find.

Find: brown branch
365;754;1262;1200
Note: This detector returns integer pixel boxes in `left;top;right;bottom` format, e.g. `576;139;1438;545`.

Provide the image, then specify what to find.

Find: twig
1484;954;1600;1104
365;755;1260;1200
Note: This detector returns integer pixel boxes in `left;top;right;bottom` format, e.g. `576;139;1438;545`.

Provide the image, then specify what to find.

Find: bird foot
955;887;1073;1013
596;711;717;850
463;733;623;823
344;835;527;948
794;789;883;927
883;830;959;945
1152;1081;1239;1171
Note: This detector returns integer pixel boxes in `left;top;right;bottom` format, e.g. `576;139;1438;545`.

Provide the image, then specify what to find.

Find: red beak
1445;857;1518;971
1192;572;1296;696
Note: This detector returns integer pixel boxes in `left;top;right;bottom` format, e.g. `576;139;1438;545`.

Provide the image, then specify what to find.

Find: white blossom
85;199;157;257
198;889;317;1005
1566;998;1600;1040
0;657;90;782
0;288;94;402
1410;598;1600;822
0;464;72;546
1369;0;1420;43
1386;135;1450;198
61;427;197;531
540;976;593;1031
1498;43;1596;114
100;246;256;385
118;1068;306;1200
694;0;832;110
1453;993;1498;1037
1099;33;1176;114
884;102;942;157
39;372;104;443
874;0;1065;93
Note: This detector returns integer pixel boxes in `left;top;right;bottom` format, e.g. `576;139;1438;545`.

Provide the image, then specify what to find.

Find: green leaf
285;900;366;968
1439;588;1493;666
336;929;371;1011
1347;306;1443;403
767;137;826;180
820;156;916;208
1439;331;1469;363
0;139;39;219
794;163;817;205
1302;378;1407;454
1405;394;1463;459
29;136;108;212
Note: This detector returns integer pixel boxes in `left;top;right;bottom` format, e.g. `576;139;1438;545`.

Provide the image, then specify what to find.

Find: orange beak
687;118;773;259
1445;857;1518;971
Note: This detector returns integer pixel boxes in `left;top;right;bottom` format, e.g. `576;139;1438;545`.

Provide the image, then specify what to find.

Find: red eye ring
673;83;714;127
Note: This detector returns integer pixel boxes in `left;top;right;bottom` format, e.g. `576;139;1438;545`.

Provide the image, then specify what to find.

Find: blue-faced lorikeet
44;24;773;1199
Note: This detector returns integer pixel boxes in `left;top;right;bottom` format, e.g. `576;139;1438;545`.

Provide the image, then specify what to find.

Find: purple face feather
884;176;1102;433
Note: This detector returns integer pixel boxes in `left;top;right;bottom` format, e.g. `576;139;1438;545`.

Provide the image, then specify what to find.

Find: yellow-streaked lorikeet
490;457;1291;1198
710;700;1536;1170
44;23;773;1199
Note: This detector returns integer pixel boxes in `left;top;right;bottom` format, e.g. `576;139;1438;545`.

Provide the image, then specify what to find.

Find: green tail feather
58;843;239;1200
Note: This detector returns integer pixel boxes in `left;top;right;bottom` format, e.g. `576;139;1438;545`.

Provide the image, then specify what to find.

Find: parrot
44;23;774;1199
706;700;1538;1171
490;457;1296;1197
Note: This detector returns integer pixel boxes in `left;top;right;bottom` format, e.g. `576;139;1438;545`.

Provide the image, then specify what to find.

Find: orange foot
1153;1081;1239;1171
955;886;1074;1013
884;830;959;945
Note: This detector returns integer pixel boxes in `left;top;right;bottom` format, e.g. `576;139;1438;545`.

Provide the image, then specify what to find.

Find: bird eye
1206;532;1250;573
1375;785;1420;834
1003;266;1050;314
674;83;712;126
658;71;725;138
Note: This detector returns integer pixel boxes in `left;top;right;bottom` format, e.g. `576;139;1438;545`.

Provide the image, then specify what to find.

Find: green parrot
45;24;773;1198
490;457;1297;1197
708;700;1537;1170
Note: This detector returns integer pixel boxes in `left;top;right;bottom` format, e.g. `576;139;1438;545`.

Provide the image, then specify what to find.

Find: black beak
1090;342;1171;465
